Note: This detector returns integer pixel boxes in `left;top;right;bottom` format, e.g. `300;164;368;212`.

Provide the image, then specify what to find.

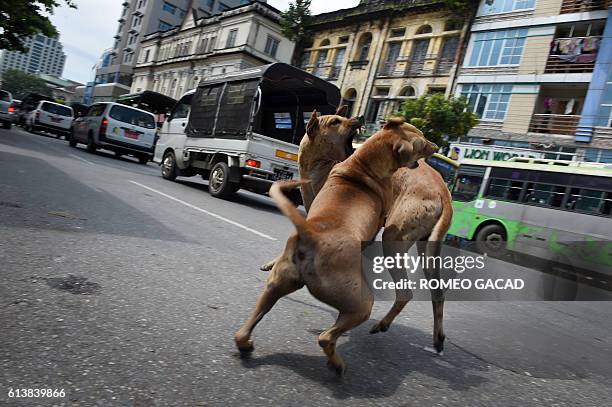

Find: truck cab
154;63;341;199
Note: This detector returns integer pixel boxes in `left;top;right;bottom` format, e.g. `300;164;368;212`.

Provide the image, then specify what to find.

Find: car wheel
161;151;177;180
3;121;11;130
86;134;97;153
475;224;507;257
138;155;149;165
68;130;77;147
209;162;237;198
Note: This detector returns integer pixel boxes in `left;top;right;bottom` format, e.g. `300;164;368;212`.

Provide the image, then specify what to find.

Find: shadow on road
239;321;488;400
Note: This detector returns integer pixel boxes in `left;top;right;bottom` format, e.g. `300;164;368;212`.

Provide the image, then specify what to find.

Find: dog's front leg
259;255;280;271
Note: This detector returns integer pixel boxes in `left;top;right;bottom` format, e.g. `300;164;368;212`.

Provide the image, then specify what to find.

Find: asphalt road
1;126;611;407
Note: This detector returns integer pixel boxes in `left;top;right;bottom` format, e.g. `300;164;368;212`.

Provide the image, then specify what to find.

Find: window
585;148;612;164
416;25;432;35
144;49;150;62
356;33;372;61
566;189;610;215
163;2;176;14
486;178;524;201
522;183;566;207
301;51;311;67
159;20;173;31
390;28;405;38
41;103;72;117
453;175;483;201
169;94;193;120
264;35;280;58
109;105;155;129
479;0;536;16
226;29;237;48
468;29;527;66
86;104;106;117
338;36;349;44
200;38;209;53
461;84;513;120
209;36;216;52
274;113;292;129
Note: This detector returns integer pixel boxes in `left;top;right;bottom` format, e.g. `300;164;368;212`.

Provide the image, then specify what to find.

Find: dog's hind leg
417;238;446;355
370;226;414;334
319;305;371;376
235;258;303;356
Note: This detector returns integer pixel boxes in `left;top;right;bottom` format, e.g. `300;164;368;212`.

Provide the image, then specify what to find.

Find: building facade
130;1;294;99
454;0;612;162
299;0;471;133
92;0;259;101
0;34;66;77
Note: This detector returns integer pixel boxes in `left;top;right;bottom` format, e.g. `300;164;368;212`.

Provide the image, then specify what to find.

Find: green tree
398;93;477;147
0;1;77;52
280;0;312;67
1;69;52;99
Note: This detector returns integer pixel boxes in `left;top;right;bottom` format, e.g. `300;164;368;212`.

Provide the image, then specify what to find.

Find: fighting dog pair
235;109;452;375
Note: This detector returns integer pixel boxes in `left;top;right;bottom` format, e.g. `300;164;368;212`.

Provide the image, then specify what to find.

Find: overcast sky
49;0;359;84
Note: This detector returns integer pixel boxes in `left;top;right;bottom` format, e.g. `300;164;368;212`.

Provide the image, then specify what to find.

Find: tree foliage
280;0;312;66
0;0;77;52
398;94;477;147
1;69;52;99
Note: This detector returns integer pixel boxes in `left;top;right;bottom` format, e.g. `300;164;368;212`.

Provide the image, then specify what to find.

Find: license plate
124;129;140;139
273;169;293;181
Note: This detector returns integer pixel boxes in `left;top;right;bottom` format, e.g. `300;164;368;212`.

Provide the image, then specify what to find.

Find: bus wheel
475;224;507;257
209;162;237;199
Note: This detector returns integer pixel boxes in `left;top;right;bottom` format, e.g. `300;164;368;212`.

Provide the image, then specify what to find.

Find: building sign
448;143;545;162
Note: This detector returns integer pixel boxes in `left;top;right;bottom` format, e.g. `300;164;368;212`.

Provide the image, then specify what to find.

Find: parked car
25;100;73;138
69;102;156;164
154;63;340;199
0;90;14;129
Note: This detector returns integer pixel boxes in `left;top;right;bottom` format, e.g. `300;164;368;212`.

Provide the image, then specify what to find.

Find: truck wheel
209;162;237;198
475;224;507;257
86;134;97;153
161;151;177;180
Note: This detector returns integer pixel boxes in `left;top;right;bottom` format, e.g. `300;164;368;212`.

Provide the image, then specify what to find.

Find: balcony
545;36;600;73
528;114;581;136
560;0;610;14
434;58;454;75
348;60;369;70
377;59;427;78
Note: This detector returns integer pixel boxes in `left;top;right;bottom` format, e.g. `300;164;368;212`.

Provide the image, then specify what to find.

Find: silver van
0;90;14;129
70;102;156;164
26;100;73;137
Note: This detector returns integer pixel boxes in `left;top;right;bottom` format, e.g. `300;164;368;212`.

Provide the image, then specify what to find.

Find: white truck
154;63;341;200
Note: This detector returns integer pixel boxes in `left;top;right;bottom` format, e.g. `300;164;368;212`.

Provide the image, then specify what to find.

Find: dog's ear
335;105;348;117
306;110;319;138
393;140;414;167
384;116;405;129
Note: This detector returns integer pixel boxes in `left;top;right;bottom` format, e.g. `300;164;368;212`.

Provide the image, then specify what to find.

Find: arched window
342;88;357;117
356;33;372;61
319;38;330;47
416;25;432;35
398;86;416;98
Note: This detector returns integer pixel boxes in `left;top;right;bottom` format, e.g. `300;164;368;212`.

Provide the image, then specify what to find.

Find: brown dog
235;119;438;374
298;113;453;355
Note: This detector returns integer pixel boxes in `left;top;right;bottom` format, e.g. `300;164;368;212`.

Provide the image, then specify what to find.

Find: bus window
453;174;482;202
486;178;523;201
523;183;566;207
568;188;606;214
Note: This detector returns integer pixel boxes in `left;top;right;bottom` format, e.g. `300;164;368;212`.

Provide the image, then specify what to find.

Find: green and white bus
448;157;612;276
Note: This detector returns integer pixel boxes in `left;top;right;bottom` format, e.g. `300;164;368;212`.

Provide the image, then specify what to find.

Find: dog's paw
235;338;254;358
369;321;389;334
327;360;346;377
259;261;274;271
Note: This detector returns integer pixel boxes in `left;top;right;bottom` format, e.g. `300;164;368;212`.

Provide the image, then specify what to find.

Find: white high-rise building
0;34;66;77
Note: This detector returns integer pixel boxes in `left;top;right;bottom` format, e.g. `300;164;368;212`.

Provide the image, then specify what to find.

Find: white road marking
129;180;277;241
69;154;94;165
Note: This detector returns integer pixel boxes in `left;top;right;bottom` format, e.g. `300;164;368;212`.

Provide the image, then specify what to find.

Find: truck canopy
187;63;341;145
116;91;177;115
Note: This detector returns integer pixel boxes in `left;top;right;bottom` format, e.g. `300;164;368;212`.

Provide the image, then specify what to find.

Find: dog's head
303;107;363;162
383;117;438;171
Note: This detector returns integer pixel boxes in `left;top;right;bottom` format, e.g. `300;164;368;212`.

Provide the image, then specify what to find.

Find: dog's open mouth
345;127;359;156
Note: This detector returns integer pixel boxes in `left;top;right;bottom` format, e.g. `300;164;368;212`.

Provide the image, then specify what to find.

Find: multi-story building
299;0;471;132
130;1;294;99
92;0;259;101
454;0;612;162
0;34;66;77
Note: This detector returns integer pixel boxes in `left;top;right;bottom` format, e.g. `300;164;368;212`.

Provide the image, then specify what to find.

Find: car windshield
109;105;155;129
42;103;72;116
0;91;10;102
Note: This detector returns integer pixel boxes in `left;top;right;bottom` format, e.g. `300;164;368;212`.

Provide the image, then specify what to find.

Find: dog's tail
269;180;314;240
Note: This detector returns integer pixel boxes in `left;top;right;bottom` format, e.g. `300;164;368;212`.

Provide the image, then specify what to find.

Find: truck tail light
99;118;109;137
246;159;260;168
8;105;15;113
35;111;40;121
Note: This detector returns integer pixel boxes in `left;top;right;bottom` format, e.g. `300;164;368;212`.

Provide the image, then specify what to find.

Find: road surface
1;126;611;406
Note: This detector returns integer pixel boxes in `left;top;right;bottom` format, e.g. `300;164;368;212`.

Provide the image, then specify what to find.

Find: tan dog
235;119;438;374
298;113;453;355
